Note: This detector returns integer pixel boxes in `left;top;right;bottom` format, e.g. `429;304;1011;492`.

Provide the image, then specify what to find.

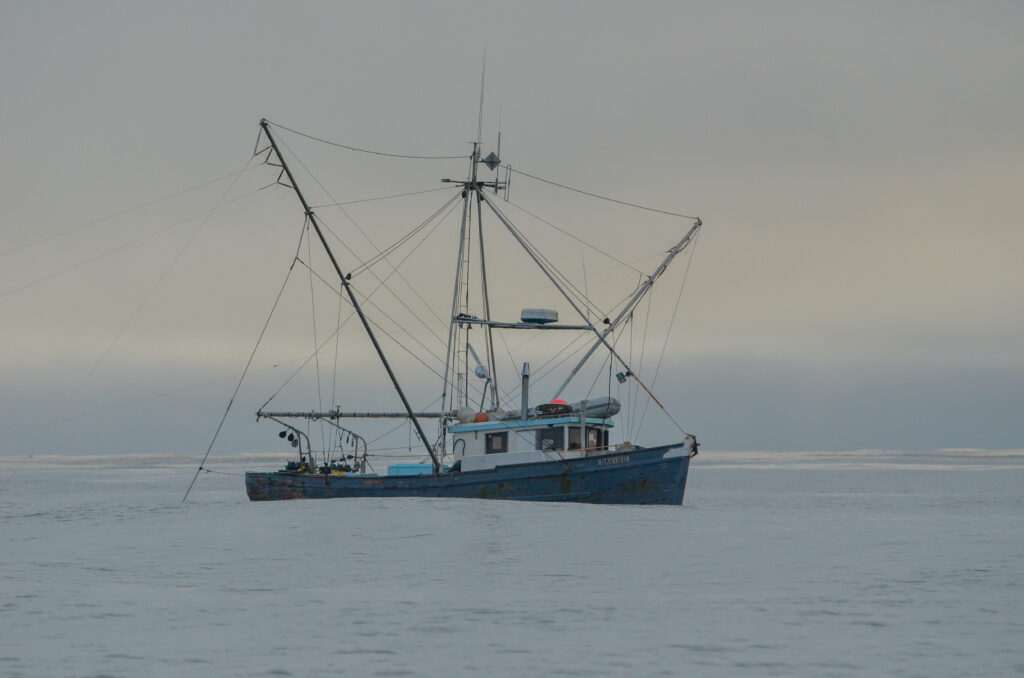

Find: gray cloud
1;2;1021;455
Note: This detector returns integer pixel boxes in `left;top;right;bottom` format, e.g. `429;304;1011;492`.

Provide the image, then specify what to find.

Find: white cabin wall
452;431;486;459
453;429;531;457
450;420;614;460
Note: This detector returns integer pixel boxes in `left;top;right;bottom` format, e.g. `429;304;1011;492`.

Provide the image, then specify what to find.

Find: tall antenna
476;46;487;150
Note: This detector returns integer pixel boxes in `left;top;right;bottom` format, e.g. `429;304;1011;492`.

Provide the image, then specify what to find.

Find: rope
0;166;253;258
502;198;645;275
266;120;470;160
365;395;445;446
629;291;655;439
286;195;463;378
274;134;455;350
331;277;343;430
486;199;606;321
348;190;462;277
306;221;327;452
182;223;305;503
255;136;468;429
267;210;490;415
508;167;699;220
583;350;613;401
0;188;265;302
45;159;254;439
632;373;690;438
636;228;701;434
292;257;448;379
310;186;456;209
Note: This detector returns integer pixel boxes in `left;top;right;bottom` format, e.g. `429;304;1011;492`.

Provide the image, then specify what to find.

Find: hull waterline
246;444;691;505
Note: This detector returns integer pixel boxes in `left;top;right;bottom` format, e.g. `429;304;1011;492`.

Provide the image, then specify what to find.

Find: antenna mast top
476;47;487;153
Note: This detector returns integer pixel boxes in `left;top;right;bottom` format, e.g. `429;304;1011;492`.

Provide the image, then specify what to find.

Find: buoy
473;412;489;423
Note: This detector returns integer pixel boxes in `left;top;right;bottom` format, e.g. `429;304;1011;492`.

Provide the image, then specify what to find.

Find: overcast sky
2;1;1022;457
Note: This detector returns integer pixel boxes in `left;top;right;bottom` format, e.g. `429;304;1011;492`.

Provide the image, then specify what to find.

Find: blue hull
245;444;691;505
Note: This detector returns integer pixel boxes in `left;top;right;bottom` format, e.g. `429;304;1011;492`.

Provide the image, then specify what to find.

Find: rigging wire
627;311;635;435
0;187;266;303
365;395;445;446
485;319;606;412
331;275;343;422
309;186;456;209
501;197;645;275
261;198;461;411
302;193;462;370
488;201;592;312
482;260;663;410
632;288;655;438
266;120;470;160
0;165;255;258
271;134;376;269
485;249;672;429
293;257;448;378
606;328;623;424
182;222;306;503
347;190;462;277
583;349;613;401
274;134;453;349
45;158;256;438
306;220;327;453
531;332;600;389
635;228;702;435
315;215;451;352
486;199;607;321
507;166;699;220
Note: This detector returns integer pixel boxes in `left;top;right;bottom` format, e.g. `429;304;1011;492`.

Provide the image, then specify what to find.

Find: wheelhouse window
569;426;606;451
536;427;564;452
485;432;508;454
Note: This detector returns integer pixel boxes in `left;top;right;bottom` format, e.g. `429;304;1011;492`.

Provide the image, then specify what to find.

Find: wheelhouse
448;416;615;472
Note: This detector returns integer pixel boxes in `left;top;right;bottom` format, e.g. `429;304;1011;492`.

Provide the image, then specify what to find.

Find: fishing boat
241;117;702;505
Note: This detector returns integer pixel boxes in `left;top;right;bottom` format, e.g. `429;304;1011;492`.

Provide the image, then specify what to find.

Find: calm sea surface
2;450;1022;677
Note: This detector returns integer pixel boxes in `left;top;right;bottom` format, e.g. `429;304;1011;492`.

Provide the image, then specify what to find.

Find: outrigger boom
258;410;451;420
257;119;441;472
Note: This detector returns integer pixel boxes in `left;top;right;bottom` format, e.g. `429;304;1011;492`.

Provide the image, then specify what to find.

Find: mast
258;120;440;472
441;185;472;415
441;55;501;415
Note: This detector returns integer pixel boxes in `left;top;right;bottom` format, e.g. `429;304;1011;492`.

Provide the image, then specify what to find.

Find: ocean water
2;450;1021;678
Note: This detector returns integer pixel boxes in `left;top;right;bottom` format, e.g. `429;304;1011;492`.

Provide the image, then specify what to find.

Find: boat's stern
245;471;308;501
